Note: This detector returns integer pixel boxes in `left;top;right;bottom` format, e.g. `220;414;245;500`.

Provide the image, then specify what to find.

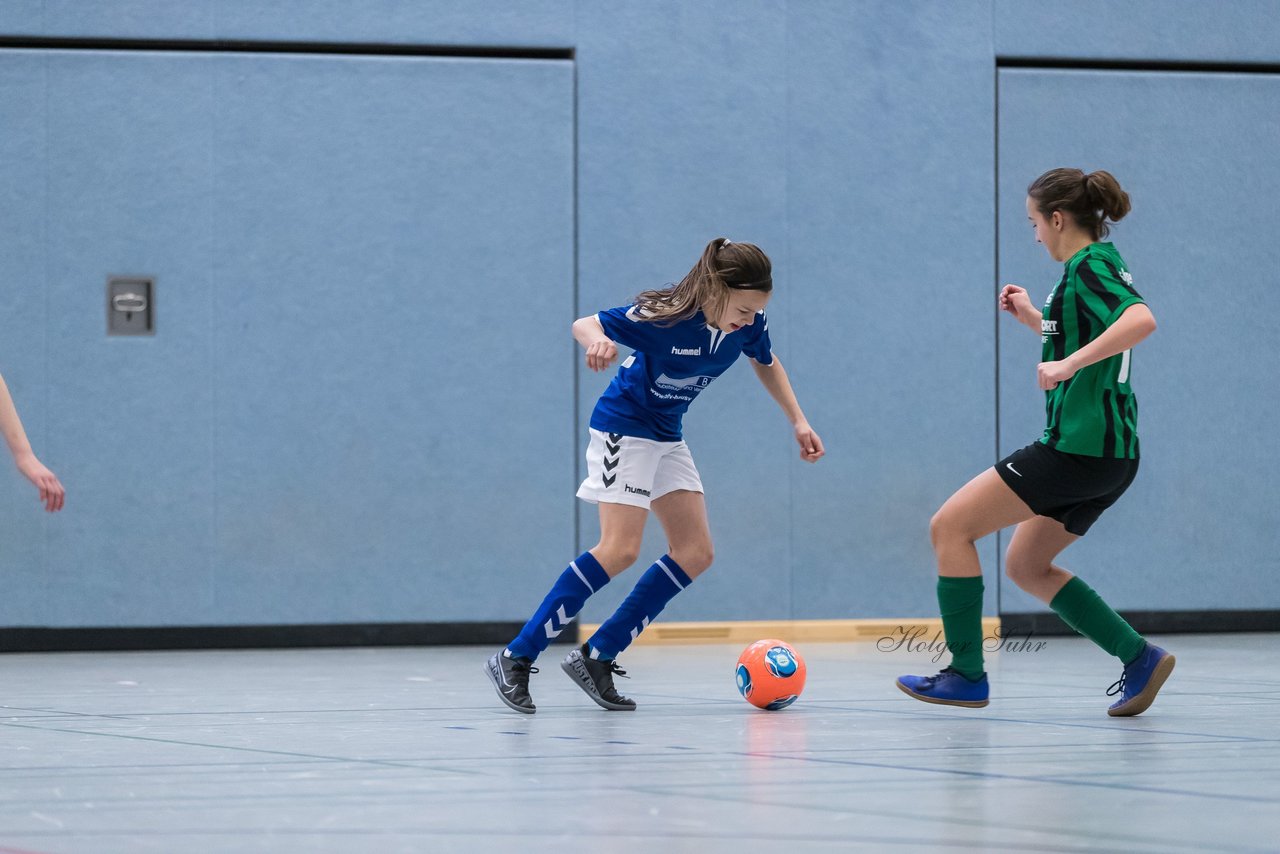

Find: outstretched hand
17;454;64;512
794;422;825;463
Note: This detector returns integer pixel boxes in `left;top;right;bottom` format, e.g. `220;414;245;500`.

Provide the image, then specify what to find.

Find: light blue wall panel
208;55;575;623
786;2;999;620
0;2;215;39
0;53;53;618
0;1;571;47
574;1;793;624
995;0;1280;62
211;1;572;47
0;51;218;626
4;1;1278;634
0;51;574;627
997;68;1280;614
575;1;999;623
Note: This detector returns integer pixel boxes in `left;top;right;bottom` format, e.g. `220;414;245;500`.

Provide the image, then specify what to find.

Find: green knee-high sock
937;576;985;680
1050;576;1146;664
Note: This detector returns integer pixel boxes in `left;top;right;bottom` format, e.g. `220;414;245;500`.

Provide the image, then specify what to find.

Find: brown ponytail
634;238;772;325
1028;168;1131;240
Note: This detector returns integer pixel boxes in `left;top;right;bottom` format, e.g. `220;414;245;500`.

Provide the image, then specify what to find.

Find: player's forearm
0;375;35;462
572;315;610;350
752;357;809;426
1064;304;1157;371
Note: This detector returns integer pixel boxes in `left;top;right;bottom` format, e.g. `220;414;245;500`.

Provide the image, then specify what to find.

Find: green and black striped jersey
1039;242;1144;458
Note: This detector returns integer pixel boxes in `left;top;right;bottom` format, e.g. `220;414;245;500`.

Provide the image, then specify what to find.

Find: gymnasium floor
2;633;1277;853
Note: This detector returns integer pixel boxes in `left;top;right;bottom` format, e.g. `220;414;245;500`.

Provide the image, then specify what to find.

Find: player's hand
1037;359;1077;390
999;284;1037;322
584;339;618;372
794;421;825;463
16;453;65;512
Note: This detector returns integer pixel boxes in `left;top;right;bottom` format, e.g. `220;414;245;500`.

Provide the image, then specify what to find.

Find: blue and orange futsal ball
735;639;806;710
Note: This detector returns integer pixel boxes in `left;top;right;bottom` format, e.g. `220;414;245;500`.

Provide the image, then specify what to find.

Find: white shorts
576;428;704;510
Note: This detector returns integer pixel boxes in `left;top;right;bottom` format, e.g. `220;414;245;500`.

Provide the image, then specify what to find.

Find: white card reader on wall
107;276;154;335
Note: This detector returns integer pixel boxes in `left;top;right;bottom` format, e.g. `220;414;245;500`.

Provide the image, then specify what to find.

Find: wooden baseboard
577;617;1002;646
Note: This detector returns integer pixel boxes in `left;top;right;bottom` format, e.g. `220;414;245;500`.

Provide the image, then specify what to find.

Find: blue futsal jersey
590;304;774;442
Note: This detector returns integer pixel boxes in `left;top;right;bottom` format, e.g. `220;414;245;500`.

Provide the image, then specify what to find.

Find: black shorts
995;442;1139;536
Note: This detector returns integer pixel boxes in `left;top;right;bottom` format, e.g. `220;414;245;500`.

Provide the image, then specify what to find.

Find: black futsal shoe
485;650;538;714
561;644;637;711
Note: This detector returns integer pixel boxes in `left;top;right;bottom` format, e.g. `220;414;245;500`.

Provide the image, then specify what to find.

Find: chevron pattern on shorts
602;432;622;487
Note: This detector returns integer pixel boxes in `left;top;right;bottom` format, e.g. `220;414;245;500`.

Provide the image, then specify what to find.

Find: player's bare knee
930;509;970;551
928;510;946;548
1004;553;1048;588
672;543;713;576
608;547;642;572
591;543;641;574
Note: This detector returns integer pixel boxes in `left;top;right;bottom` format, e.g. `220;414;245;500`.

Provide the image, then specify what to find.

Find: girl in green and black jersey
897;168;1174;717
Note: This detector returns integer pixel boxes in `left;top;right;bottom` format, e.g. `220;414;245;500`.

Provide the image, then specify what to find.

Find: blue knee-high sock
507;552;611;661
587;555;692;660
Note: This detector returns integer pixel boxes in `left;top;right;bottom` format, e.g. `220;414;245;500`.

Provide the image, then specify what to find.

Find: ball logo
765;647;797;678
764;694;799;711
735;638;806;711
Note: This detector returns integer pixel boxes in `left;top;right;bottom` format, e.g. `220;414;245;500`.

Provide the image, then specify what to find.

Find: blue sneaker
896;667;989;708
1107;642;1175;717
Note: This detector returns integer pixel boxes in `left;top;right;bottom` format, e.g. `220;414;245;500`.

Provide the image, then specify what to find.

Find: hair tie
726;277;772;291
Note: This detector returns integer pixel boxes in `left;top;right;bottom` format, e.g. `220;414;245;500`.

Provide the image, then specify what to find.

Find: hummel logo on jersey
671;346;702;356
624;484;651;497
1006;462;1022;477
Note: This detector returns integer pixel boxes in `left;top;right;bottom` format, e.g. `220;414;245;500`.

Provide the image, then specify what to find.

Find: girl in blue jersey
486;237;824;713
